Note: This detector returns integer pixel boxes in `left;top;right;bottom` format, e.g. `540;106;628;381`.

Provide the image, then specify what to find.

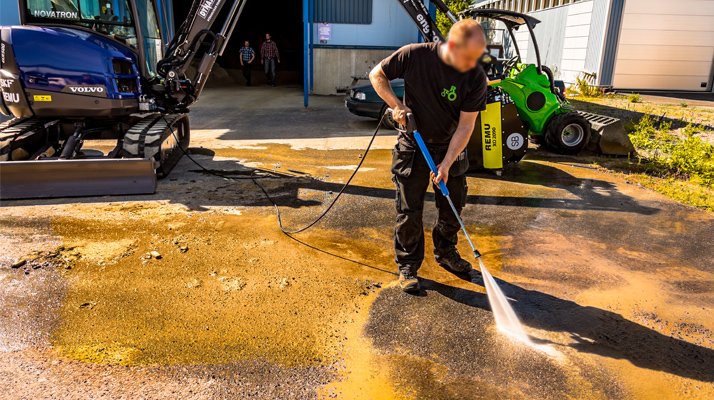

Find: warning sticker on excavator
481;102;503;169
33;95;52;102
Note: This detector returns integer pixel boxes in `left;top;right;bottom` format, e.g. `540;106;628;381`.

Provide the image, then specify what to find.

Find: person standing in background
260;33;280;86
239;40;255;86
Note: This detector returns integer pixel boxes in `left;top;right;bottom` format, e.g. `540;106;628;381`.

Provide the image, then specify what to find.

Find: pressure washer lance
408;117;540;346
406;113;482;265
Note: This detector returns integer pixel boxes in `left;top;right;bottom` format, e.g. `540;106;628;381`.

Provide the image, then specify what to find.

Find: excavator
0;0;246;199
0;0;630;200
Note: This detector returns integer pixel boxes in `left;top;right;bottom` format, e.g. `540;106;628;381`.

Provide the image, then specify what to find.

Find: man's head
265;33;271;41
445;19;487;73
244;40;249;47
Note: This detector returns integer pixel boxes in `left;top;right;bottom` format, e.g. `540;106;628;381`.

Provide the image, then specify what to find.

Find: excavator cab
20;0;165;76
6;0;166;121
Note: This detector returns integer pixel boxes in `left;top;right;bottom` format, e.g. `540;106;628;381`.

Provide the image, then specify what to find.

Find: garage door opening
172;1;304;87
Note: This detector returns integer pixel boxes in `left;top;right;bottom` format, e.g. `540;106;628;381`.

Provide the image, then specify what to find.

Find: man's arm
368;65;410;126
432;111;479;185
274;43;280;63
260;44;264;64
249;49;255;64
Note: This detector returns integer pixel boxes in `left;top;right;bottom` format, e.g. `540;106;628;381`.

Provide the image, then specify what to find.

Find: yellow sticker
481;101;503;169
33;95;52;102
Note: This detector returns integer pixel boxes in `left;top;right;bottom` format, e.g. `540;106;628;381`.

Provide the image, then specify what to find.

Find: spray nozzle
473;249;482;259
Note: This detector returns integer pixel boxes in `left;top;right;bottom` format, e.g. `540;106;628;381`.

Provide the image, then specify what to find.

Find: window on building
313;0;373;24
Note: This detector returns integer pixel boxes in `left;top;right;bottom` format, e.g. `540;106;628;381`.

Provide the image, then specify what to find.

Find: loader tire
123;113;190;178
0;118;47;161
545;112;591;155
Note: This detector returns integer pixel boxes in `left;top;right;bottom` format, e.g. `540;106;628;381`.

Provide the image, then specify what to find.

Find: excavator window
23;0;138;49
133;0;163;77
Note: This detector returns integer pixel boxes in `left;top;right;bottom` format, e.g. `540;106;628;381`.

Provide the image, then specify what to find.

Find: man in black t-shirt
369;19;488;292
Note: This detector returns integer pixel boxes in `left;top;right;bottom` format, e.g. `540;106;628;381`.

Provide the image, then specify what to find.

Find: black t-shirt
381;42;487;145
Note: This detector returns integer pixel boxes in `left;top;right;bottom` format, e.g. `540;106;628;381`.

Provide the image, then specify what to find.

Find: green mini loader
462;7;633;158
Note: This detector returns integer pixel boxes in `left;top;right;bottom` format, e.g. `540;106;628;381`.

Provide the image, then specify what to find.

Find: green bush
571;75;603;97
628;93;642;103
437;0;472;36
628;115;714;186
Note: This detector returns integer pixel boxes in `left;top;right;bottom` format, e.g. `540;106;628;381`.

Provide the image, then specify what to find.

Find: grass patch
626;115;714;186
567;95;714;210
628;93;642;103
634;176;714;211
567;75;604;97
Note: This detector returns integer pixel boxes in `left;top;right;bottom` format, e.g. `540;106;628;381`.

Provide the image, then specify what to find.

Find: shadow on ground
1;150;660;217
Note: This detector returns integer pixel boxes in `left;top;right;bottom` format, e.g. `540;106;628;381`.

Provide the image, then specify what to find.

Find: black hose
163;113;385;235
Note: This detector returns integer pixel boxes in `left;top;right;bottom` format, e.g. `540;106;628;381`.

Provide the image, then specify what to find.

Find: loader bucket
0;158;156;200
579;111;635;156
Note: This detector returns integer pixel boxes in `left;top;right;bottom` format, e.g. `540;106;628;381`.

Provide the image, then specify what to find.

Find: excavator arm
396;0;458;43
153;0;248;112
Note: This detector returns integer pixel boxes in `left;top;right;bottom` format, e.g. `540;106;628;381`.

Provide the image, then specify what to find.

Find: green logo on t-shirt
441;85;457;102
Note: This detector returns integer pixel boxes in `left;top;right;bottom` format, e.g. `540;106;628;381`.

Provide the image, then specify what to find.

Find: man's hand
431;162;451;186
278;59;281;64
369;64;406;126
391;103;412;127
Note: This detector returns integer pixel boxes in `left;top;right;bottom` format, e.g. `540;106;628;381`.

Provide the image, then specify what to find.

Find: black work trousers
391;137;470;272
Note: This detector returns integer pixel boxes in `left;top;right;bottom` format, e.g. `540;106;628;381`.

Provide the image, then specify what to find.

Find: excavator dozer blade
0;159;156;200
579;111;635;156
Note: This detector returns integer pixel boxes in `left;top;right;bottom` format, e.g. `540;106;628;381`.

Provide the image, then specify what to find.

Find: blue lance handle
409;121;449;196
406;113;481;259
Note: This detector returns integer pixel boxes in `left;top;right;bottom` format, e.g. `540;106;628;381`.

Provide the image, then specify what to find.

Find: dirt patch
48;211;392;369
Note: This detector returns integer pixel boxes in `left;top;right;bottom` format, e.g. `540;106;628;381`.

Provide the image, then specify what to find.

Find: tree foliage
436;0;474;37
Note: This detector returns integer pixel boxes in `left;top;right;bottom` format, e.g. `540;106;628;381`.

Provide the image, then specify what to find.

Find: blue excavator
0;0;249;199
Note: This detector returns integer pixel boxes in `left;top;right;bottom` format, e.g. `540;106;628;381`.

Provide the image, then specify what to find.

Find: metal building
477;0;714;92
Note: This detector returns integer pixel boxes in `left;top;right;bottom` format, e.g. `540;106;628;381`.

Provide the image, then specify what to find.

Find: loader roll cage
460;8;543;73
461;7;564;101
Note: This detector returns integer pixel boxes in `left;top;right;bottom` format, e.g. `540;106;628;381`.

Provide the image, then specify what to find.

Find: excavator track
122;113;190;178
0;118;49;161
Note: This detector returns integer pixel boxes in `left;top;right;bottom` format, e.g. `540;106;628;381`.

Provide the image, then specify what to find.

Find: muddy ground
1;86;713;399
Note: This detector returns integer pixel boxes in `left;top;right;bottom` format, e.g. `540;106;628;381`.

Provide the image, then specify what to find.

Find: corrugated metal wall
584;0;607;73
508;0;609;85
599;0;624;86
314;0;373;24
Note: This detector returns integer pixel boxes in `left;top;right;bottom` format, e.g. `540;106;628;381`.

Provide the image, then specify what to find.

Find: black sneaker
435;249;472;274
398;265;420;292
